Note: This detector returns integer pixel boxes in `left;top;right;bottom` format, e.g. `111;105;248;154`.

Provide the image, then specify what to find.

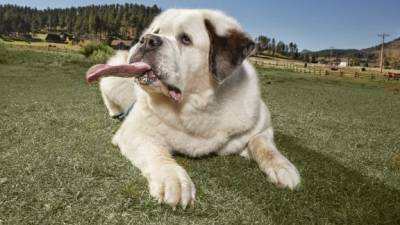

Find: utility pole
378;33;390;73
330;46;334;66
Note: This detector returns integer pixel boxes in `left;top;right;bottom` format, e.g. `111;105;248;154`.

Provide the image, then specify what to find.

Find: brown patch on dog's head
205;19;255;84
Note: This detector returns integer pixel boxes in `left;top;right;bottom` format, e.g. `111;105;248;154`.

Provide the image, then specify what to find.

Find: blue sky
1;0;399;51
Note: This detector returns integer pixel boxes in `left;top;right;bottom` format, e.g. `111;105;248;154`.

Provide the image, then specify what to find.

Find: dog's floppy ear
205;19;255;84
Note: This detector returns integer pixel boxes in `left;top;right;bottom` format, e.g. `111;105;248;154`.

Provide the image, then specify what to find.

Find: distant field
2;41;81;52
0;48;399;224
32;33;47;40
0;35;81;52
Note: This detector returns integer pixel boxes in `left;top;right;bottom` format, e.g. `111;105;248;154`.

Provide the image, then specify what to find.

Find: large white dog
86;9;300;209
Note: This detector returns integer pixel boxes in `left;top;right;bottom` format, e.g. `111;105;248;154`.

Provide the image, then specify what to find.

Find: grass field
1;47;400;225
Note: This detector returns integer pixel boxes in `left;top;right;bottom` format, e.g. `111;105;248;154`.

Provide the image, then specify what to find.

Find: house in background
45;33;66;43
45;32;75;44
338;61;348;67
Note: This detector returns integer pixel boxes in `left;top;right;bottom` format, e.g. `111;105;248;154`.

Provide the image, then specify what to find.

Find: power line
377;33;390;73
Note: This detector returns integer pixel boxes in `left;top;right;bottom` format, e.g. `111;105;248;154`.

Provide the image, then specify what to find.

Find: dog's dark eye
180;33;192;46
154;29;160;34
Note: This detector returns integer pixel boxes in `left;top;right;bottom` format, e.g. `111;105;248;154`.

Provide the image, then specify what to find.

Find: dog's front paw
148;165;195;209
264;156;300;190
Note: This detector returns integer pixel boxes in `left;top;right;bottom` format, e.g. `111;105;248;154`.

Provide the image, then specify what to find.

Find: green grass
0;48;399;225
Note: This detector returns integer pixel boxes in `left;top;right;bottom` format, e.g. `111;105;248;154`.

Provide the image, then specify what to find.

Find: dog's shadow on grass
174;133;400;225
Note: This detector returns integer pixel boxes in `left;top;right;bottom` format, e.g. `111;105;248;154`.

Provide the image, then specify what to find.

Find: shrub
80;42;113;63
0;41;8;64
89;49;113;63
0;39;5;49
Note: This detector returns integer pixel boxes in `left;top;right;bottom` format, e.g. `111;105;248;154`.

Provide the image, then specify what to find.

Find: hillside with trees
364;37;400;69
0;4;161;41
302;37;400;69
254;35;300;59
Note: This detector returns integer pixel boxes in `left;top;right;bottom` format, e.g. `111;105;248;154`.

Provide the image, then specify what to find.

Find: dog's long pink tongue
86;62;151;83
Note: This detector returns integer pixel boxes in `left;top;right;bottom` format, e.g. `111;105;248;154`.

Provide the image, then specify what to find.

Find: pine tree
0;4;161;38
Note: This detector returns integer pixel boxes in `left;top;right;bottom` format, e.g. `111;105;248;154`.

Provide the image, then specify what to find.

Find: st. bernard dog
86;9;300;209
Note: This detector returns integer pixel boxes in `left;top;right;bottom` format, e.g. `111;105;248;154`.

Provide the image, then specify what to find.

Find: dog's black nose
141;34;163;50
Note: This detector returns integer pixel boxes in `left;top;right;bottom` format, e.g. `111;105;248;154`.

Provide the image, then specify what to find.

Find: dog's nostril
146;35;162;48
149;39;155;46
141;34;162;50
150;37;162;47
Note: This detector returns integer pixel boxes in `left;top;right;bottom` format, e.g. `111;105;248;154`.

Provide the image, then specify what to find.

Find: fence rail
250;57;399;81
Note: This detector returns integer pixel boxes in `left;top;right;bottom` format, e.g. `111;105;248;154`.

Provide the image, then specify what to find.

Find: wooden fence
250;58;398;81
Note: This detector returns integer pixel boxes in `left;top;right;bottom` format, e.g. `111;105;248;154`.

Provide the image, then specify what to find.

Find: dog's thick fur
98;9;300;208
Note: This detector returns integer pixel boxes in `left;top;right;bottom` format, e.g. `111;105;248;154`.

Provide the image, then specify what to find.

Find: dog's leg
100;78;123;116
119;141;196;209
99;77;136;117
98;51;137;118
247;128;300;189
